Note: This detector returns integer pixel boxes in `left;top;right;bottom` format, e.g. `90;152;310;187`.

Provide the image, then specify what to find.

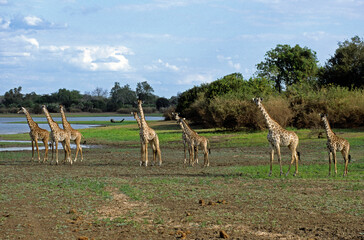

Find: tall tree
109;82;136;110
136;81;154;102
256;44;319;92
3;86;23;107
319;36;364;88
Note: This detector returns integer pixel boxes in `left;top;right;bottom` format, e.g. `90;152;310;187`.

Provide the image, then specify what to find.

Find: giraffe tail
208;140;211;154
349;154;351;163
297;151;301;161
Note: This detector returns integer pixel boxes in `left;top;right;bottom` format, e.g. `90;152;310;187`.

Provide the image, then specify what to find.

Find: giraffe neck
60;107;72;130
23;109;38;130
181;119;195;137
137;103;148;129
43;108;59;131
258;103;278;131
133;113;141;129
322;117;335;139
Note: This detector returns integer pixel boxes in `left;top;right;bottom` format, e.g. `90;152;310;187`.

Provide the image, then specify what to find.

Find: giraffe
320;113;351;176
60;105;83;162
131;111;158;160
172;112;194;165
42;105;72;165
252;98;300;176
17;107;50;163
137;100;162;166
179;117;210;167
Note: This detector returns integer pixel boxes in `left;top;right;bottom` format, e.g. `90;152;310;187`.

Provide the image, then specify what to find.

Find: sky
0;0;363;98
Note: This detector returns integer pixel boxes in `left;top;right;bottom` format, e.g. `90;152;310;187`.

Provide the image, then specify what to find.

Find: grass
0;119;363;239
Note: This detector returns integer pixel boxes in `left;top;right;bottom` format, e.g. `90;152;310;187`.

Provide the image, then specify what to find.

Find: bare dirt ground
0;139;363;240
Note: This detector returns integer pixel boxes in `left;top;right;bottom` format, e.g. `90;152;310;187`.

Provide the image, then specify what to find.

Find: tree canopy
256;44;319;92
319;36;364;89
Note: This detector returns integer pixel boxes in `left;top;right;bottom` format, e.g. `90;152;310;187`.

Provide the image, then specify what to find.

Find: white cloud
217;55;241;71
68;46;132;71
303;31;328;41
145;58;180;72
177;73;213;85
24;16;43;26
0;17;10;29
20;35;39;49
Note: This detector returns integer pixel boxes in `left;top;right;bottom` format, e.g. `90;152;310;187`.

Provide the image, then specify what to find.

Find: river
0;116;163;135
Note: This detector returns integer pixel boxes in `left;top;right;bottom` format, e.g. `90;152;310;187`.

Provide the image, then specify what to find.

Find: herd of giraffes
17;105;83;165
17;98;351;176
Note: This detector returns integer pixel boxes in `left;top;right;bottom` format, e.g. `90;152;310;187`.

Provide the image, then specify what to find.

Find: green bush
177;73;364;130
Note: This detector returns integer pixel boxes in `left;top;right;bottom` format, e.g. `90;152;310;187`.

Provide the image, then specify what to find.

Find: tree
91;87;108;98
3;86;23;107
136;81;154;102
319;36;364;88
257;44;319;92
109;82;136;111
156;97;170;110
53;89;82;108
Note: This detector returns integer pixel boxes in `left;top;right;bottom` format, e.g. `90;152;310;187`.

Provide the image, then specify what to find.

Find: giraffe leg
31;140;35;162
42;138;48;163
342;149;349;177
286;145;297;176
74;138;81;163
194;145;199;166
140;143;145;166
183;141;187;165
61;142;67;164
189;143;194;166
144;142;148;167
151;142;156;166
328;151;332;176
276;146;283;176
35;139;40;163
55;140;59;165
154;136;162;166
51;141;54;161
67;139;72;165
332;151;337;175
203;142;209;167
269;147;274;176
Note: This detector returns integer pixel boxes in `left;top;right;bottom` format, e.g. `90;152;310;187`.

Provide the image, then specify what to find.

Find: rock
68;209;77;214
199;199;205;206
77;237;88;240
176;230;187;239
219;230;229;238
217;200;227;204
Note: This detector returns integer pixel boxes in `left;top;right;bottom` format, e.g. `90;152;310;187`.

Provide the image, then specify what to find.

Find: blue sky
0;0;363;98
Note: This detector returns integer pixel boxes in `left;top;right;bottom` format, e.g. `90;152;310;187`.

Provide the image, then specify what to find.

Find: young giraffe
137;100;162;166
180;117;210;167
60;105;83;162
253;98;300;176
42;105;72;165
172;112;194;165
131;111;158;163
320;113;351;176
18;107;50;163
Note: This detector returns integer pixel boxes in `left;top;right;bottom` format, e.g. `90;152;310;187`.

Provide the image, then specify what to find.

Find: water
0;140;99;152
0;116;163;135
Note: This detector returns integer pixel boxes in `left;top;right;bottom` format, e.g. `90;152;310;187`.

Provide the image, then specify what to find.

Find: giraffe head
252;97;263;106
131;111;138;118
59;104;65;111
319;113;328;121
171;112;181;121
17;107;26;114
137;99;143;105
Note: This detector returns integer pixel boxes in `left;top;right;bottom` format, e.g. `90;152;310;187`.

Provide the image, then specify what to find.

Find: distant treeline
167;36;364;129
0;81;177;114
